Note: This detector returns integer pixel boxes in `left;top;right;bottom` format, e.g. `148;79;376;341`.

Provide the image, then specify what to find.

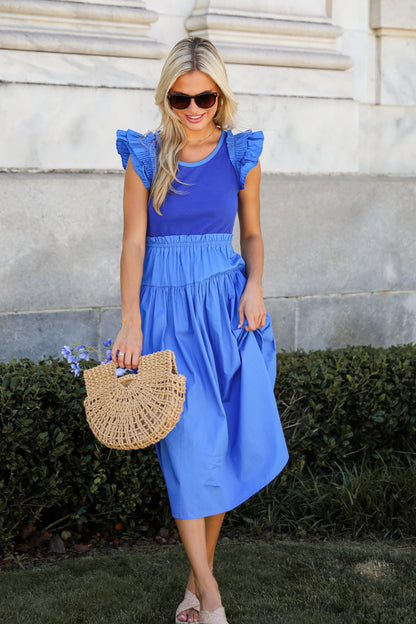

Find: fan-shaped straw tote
83;350;186;450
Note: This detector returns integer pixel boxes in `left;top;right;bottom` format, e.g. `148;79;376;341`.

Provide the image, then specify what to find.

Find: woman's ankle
186;571;197;594
187;565;214;595
195;575;221;611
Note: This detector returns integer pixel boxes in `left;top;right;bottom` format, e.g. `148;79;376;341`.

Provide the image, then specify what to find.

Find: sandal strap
199;606;228;624
175;589;200;618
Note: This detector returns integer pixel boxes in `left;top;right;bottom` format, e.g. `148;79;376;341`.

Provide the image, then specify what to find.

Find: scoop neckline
179;130;225;167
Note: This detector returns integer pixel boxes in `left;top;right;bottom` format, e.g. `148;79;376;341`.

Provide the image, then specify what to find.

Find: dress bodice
116;128;264;236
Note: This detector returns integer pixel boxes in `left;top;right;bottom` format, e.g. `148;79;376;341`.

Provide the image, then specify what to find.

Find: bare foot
177;607;199;623
177;565;217;622
177;573;200;622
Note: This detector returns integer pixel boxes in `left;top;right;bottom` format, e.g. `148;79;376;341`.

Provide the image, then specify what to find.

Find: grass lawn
1;538;415;624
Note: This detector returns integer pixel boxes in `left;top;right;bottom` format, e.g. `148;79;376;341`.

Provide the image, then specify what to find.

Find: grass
1;539;415;624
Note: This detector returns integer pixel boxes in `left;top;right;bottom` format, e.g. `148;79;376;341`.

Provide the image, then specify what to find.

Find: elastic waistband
145;233;233;248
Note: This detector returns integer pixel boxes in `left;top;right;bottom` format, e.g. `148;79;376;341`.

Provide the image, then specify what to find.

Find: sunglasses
168;91;218;110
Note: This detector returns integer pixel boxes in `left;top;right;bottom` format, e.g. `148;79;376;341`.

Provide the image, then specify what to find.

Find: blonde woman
113;37;288;624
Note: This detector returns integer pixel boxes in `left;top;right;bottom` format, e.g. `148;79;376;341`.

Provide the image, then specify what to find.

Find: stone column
0;0;166;58
370;0;416;105
186;0;352;70
357;0;416;174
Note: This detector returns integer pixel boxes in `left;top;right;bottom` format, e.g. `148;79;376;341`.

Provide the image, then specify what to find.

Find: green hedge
274;344;416;470
0;357;169;554
233;344;416;538
0;344;415;552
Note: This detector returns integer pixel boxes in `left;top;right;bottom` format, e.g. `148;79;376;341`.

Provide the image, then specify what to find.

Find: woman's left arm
237;161;267;331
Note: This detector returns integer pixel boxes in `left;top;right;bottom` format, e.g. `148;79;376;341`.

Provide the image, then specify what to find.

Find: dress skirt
140;233;289;519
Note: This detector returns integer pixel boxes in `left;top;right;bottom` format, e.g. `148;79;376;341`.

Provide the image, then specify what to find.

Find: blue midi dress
116;128;289;519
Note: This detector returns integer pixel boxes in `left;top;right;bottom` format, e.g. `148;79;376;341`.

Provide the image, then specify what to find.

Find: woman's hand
111;324;143;369
238;281;266;331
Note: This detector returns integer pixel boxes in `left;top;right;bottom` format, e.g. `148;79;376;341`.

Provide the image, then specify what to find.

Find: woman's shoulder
224;129;264;189
116;129;160;153
116;129;159;189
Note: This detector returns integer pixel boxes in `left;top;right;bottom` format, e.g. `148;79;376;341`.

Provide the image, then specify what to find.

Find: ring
118;352;124;356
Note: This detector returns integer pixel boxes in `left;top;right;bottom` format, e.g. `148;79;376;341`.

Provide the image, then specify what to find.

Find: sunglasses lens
169;95;190;109
195;93;217;108
169;93;218;110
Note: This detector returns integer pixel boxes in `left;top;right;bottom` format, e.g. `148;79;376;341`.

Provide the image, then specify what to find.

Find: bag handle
84;350;179;397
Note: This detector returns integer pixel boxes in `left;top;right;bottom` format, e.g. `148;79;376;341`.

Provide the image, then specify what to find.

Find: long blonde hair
151;37;237;214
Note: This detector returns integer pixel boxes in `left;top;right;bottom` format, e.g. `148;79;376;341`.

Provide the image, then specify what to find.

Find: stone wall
1;0;415;361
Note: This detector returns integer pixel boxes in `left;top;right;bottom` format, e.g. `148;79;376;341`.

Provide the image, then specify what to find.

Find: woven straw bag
83;350;186;450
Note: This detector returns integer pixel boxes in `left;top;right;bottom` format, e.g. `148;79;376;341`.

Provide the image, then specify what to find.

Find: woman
113;37;288;624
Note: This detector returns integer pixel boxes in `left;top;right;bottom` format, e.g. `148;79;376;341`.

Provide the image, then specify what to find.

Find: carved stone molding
371;0;416;34
0;0;168;58
370;0;416;105
185;1;352;70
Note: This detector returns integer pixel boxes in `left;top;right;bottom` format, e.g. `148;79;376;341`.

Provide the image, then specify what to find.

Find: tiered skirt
140;234;288;519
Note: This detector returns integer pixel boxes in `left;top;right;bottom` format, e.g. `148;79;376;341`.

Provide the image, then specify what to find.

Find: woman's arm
237;161;267;331
111;156;149;368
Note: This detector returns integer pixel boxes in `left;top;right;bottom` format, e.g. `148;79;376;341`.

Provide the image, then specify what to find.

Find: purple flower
100;357;113;366
116;367;138;377
71;362;81;376
62;340;115;376
61;346;77;364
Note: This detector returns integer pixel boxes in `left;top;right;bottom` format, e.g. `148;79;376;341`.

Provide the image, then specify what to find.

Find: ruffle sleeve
116;129;159;190
225;130;264;190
